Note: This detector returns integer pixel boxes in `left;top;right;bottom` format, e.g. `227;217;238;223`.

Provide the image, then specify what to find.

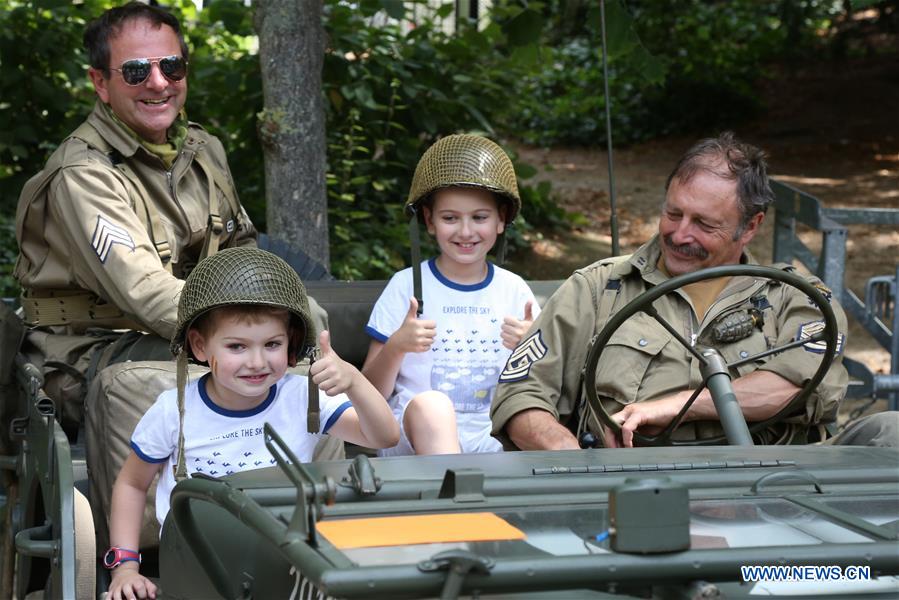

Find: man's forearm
506;408;580;450
686;370;801;422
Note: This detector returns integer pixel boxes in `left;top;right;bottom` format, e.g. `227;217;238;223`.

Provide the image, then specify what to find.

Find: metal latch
340;454;381;496
418;549;494;600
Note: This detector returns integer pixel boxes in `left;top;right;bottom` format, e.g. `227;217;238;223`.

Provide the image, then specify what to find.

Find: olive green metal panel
159;503;301;599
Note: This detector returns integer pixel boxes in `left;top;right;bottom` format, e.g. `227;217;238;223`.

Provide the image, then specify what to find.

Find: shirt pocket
715;328;770;379
593;313;670;406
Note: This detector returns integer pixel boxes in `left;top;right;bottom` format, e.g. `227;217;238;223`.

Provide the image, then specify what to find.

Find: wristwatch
103;546;141;569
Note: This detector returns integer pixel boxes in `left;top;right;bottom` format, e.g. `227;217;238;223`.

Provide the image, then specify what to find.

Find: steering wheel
581;265;840;446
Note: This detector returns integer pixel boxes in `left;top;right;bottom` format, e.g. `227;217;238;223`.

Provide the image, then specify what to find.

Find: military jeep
1;182;898;599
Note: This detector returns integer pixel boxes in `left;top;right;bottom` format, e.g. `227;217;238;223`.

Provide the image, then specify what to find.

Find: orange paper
316;512;526;549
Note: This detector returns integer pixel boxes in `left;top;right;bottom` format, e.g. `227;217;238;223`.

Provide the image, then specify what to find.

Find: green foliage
503;0;855;146
321;0;536;279
0;1;102;209
0;0;563;292
0;0;108;299
0;213;17;299
510;36;662;146
505;1;668;145
501;0;670;146
185;0;573;277
182;0;265;226
628;0;786;136
1;0;871;296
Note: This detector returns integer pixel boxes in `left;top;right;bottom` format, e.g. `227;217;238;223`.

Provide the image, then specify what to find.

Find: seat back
305;279;565;369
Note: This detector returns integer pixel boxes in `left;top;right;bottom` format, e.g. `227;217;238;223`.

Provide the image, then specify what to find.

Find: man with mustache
490;131;862;449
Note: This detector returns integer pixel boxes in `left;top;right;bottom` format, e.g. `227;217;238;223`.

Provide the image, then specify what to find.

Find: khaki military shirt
491;235;849;447
15;101;256;339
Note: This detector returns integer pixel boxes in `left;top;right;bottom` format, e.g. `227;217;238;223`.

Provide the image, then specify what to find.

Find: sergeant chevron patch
499;330;548;383
797;320;844;354
91;215;135;263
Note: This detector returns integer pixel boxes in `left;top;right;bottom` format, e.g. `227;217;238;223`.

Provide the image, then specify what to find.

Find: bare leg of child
404;391;462;454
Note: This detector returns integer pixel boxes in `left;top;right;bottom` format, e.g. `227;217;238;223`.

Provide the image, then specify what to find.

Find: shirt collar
90;100;188;167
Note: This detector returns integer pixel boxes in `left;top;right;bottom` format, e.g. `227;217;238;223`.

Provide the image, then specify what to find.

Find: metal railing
771;180;899;410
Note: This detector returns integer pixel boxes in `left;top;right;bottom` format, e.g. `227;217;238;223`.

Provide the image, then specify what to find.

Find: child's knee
403;391;456;430
402;391;461;454
409;390;453;415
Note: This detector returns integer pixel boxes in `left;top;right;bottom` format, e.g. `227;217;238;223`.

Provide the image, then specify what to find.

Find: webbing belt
195;157;224;261
306;347;320;434
408;209;424;316
21;290;125;326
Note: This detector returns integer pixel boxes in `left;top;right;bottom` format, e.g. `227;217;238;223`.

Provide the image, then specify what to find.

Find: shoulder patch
796;320;844;354
499;330;548;383
91;215;135;263
807;281;833;306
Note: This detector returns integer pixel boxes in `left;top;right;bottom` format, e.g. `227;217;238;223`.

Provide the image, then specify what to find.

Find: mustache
663;235;709;259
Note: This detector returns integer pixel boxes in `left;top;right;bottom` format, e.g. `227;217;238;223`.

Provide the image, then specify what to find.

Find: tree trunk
255;0;329;270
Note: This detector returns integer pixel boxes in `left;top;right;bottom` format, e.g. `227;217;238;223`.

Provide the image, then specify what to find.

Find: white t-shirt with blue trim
131;372;351;526
366;259;538;453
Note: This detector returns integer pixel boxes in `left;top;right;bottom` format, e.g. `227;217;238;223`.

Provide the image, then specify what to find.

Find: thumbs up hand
310;330;358;396
501;300;535;350
388;298;437;354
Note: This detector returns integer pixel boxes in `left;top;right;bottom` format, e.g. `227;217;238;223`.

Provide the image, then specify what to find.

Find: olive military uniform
491;235;849;447
14;100;255;426
16;101;255;337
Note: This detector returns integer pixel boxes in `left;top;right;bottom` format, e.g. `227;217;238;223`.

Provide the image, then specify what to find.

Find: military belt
21;290;125;326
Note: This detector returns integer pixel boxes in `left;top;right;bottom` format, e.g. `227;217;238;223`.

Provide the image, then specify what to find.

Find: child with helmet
362;134;539;455
106;247;398;600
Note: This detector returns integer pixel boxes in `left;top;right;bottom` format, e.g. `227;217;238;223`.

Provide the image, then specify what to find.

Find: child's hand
389;298;437;353
501;300;535;350
108;565;157;600
311;330;358;396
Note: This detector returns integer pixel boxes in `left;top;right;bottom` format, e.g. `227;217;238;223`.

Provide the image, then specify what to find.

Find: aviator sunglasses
109;55;188;86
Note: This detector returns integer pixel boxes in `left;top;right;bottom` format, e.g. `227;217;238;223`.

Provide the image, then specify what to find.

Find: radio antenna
600;0;620;256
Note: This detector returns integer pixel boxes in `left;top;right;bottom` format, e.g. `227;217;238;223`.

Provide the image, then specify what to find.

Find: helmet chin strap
494;231;507;265
174;349;189;482
306;345;320;433
408;207;424;317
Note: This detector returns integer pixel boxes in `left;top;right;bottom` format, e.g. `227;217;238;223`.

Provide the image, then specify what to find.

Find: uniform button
638;339;648;347
739;350;749;358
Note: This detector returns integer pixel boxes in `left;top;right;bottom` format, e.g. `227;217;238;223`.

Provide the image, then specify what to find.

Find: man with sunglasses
14;2;257;432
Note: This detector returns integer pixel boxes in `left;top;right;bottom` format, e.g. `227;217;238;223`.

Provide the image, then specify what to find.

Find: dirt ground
505;52;899;419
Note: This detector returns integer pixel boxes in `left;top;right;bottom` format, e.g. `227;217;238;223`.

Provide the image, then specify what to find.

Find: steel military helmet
171;247;316;364
405;134;521;224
